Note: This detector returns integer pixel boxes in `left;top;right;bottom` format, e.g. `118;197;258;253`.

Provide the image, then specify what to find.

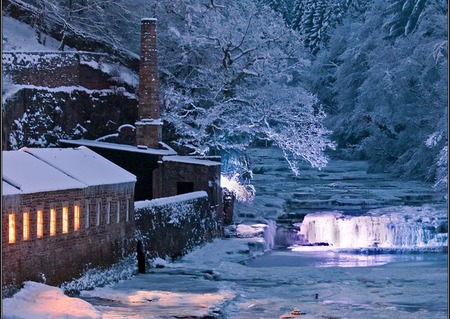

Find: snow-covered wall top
135;191;207;210
59;139;177;156
2;51;138;88
162;156;221;167
2;147;136;194
3;51;109;71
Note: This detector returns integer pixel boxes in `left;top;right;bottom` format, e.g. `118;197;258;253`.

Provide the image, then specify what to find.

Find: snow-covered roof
59;139;177;156
162;156;221;167
24;146;136;186
2;180;23;196
2;147;136;195
2;150;86;194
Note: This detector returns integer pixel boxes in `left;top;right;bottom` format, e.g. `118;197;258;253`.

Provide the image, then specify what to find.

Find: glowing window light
126;199;130;222
37;210;44;238
9;214;16;244
116;200;121;223
85;203;90;228
23;212;30;240
106;201;111;224
62;206;69;234
96;202;101;226
50;209;57;236
74;205;80;231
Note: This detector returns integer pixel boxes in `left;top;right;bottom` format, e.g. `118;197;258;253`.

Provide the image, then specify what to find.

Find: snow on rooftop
162;156;221;166
23;147;136;186
59;139;177;156
2;180;23;196
2;150;86;194
135;191;208;209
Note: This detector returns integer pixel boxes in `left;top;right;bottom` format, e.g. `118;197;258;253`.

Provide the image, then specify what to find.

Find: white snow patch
23;146;136;186
2;281;101;319
135;191;207;209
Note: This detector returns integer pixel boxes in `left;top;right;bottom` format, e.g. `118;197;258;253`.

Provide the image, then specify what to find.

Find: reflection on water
247;249;447;268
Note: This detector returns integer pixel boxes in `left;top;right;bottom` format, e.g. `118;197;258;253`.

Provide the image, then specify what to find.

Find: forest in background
2;0;448;195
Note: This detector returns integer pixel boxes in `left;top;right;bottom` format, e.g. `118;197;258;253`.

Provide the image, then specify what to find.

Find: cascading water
292;205;448;250
263;219;277;251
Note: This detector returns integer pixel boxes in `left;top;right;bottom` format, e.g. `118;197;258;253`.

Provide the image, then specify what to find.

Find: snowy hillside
2;15;74;52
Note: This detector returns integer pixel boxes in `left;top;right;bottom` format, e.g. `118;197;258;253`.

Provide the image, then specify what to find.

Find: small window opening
37;210;44;238
9;214;16;244
177;182;194;195
23;212;30;240
74;205;80;231
116;200;121;223
96;202;101;226
50;209;57;236
62;206;69;234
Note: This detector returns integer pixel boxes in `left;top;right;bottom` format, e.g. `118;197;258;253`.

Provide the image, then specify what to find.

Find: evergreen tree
309;0;447;193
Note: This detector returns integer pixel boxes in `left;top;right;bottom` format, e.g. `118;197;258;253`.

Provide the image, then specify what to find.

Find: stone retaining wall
134;191;222;265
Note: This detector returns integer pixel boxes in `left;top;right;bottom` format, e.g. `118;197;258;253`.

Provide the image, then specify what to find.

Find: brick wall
153;159;224;224
2;51;122;89
134;192;221;263
2;182;135;296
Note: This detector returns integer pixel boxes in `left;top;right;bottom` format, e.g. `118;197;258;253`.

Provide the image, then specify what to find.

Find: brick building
60;18;225;222
2;147;136;293
2;17;228;295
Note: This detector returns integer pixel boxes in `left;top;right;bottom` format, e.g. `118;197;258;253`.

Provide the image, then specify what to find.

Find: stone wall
153;157;223;224
2;183;135;296
3;51;125;90
2;87;138;150
134;191;222;264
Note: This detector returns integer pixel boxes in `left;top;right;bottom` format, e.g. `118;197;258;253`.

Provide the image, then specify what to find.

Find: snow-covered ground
2;15;74;52
2;147;447;319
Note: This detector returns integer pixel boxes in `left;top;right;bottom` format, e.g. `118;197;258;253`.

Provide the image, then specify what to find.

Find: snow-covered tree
308;0;447;190
154;0;335;175
22;0;146;54
265;0;368;54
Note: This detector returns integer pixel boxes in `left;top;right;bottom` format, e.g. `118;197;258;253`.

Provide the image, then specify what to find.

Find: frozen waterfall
293;205;448;250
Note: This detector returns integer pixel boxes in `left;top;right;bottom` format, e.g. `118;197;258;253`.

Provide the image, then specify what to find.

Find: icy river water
79;148;447;319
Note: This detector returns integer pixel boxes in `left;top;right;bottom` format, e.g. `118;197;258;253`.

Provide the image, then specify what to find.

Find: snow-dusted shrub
60;255;138;295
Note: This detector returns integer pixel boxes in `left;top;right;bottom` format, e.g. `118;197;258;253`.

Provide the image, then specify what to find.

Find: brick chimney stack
135;18;162;148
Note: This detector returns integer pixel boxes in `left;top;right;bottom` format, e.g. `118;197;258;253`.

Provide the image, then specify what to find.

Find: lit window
96;202;101;226
106;201;111;224
85;203;90;228
23;212;30;240
116;200;120;223
74;205;80;231
9;214;16;244
37;210;44;238
126;199;130;222
62;206;69;234
50;209;57;236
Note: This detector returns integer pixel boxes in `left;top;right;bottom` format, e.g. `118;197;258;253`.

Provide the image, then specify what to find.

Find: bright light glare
221;174;255;202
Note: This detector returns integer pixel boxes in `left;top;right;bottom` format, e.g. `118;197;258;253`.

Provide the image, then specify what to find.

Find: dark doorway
177;182;194;195
137;241;146;273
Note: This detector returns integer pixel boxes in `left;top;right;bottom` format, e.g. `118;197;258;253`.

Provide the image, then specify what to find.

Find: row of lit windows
8;199;131;244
